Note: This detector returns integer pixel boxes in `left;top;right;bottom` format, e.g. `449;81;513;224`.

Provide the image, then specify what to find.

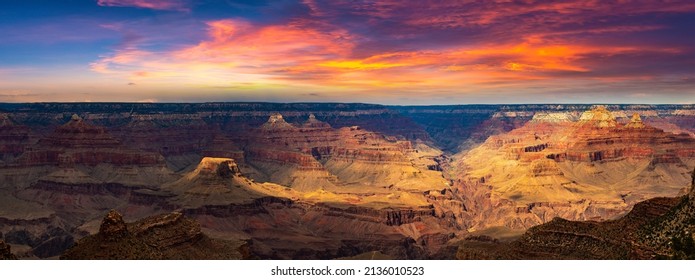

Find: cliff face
13;115;170;174
0;114;33;163
242;113;447;192
201;134;245;163
393;104;695;152
454;106;695;230
6;114;176;190
113;114;217;171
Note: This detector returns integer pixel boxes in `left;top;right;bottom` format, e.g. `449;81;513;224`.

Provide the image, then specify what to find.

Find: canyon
454;106;694;230
0;103;693;259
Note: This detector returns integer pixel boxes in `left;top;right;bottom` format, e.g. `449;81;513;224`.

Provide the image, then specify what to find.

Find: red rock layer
234;114;434;191
114;114;215;157
0;114;32;162
16;115;165;167
247;115;416;167
201;134;245;163
483;108;694;164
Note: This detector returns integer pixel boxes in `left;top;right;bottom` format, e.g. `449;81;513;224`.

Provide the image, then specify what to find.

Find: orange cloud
90;17;685;96
92;19;355;87
175;19;353;66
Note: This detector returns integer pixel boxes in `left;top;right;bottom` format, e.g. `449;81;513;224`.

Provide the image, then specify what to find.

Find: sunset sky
1;0;694;104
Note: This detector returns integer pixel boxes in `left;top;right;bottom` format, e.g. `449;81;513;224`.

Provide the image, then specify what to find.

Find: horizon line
0;101;693;106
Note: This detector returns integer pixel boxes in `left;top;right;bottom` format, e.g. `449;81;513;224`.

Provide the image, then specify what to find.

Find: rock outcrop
303;113;332;129
99;210;128;241
0;239;17;260
159;157;264;208
457;196;683;259
625;113;646;129
260;113;297;131
577;105;618;128
458;168;695;259
61;210;248;259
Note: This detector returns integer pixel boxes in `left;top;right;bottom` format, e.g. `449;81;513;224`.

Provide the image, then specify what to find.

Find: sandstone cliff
241;113;448;193
10;114;174;187
454;106;695;230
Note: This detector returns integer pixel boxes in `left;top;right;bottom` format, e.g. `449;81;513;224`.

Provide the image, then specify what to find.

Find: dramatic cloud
2;0;694;103
97;0;189;11
92;19;355;88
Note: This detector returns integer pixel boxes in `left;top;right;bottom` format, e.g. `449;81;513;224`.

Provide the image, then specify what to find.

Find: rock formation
0;113;32;164
260;113;298;131
9;114;175;187
454;106;695;230
0;239;17;260
303;113;332;129
114;114;216;171
61;210;248;259
161;157;264;207
17;114;164;166
154;156;463;259
457;168;695;259
99;210;128;241
577;105;618;128
201;134;245;163
0;115;177;260
625;113;646;129
530;112;575;123
457;196;683;259
245;113;447;192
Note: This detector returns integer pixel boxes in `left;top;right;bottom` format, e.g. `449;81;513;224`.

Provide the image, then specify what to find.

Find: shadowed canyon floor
0;103;693;259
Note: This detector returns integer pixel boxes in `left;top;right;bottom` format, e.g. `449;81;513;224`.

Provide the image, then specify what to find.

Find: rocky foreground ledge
0;239;17;260
60;210;249;260
457;169;695;259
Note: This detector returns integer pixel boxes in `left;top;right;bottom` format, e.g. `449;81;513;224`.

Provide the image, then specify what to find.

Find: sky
0;0;694;104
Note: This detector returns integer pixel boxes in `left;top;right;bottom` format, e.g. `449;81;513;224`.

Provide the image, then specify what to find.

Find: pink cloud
303;0;695;30
97;0;189;11
87;1;695;100
91;19;356;86
90;15;687;95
